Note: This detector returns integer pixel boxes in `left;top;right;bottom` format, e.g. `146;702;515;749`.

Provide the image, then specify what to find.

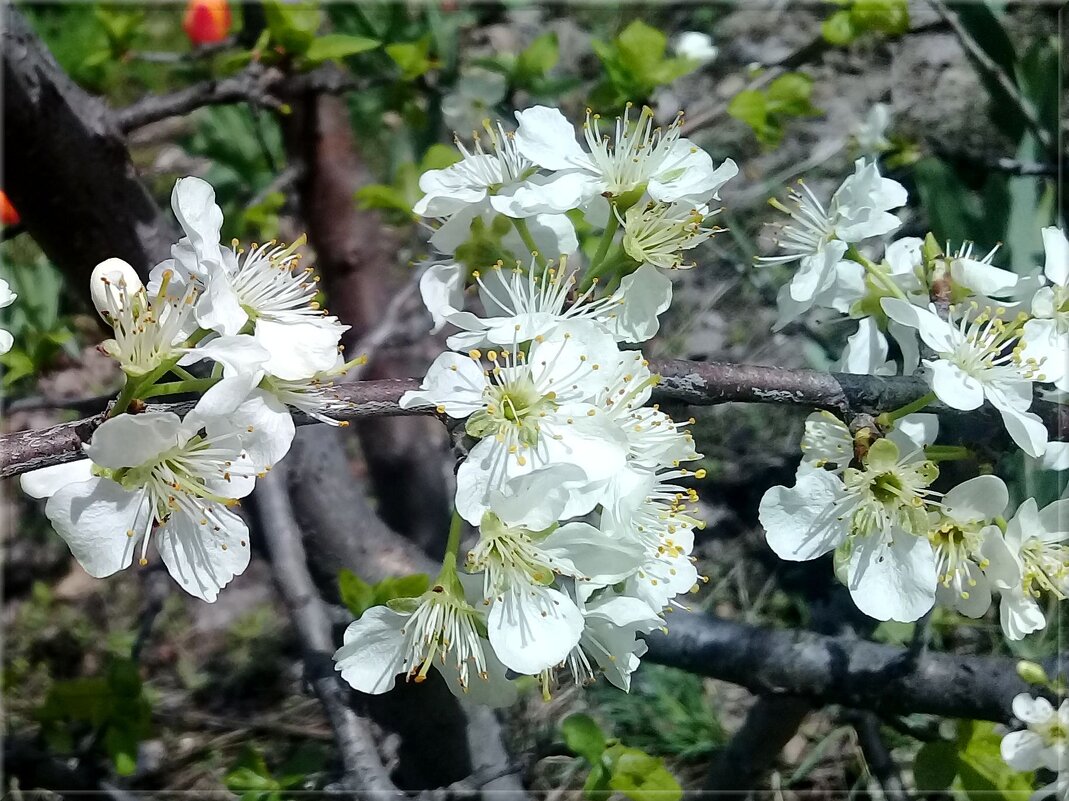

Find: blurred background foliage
2;1;1064;798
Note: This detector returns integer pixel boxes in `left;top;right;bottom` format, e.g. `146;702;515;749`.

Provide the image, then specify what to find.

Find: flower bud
0;190;20;226
1016;660;1050;687
183;0;231;46
90;258;143;320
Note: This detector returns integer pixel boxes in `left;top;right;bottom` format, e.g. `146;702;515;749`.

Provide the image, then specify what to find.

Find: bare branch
115;63;362;133
253;465;403;800
850;711;912;801
644;611;1055;723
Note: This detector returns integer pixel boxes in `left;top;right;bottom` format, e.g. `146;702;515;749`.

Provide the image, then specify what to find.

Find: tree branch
643;610;1054;723
2;5;175;283
5;359;1064;480
252;465;403;800
115;63;361;133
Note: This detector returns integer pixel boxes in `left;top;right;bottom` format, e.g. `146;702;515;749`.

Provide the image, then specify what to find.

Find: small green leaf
337;569;376;617
562;713;607;764
104;725;139;776
583;761;613;801
605;745;682;801
421;144;462;172
304;33;380;65
822;10;857;45
615;20;668;77
766;73;818;116
374;574;431;605
515;32;558;84
851;0;909;36
263;1;322;55
913;740;958;792
956;720;1036;801
387;38;435;80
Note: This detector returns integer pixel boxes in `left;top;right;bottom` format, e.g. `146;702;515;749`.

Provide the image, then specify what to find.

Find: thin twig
253;465;403;800
114;64;363;133
345;268;426;383
928;0;1054;153
850;711;912;801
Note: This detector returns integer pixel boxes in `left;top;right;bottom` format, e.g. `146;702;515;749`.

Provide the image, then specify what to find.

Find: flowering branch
4;360;1066;480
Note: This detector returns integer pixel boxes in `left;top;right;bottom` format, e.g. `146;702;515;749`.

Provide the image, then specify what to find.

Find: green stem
172;365;198;381
511;218;545;268
924;445;973;462
445;509;464;560
846;246;908;301
108;377;142;418
140;377;220;399
877;391;937;428
582;210;621;289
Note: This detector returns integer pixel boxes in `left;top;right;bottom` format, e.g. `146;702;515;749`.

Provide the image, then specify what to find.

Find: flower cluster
334;104;736;704
21;177;358;601
1002;693;1068;800
758;159;1068;634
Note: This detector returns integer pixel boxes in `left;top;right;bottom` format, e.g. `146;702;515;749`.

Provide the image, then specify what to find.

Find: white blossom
513;104;737;212
759;415;941;621
984;497;1069;640
0;276;16;355
1001;694;1069;772
882;298;1049;457
21;404;256;601
1021;227;1069;392
672;31;718;65
399;324;628;524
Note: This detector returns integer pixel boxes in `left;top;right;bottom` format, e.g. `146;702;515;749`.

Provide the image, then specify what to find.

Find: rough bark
644;611;1052;723
2;6;174;283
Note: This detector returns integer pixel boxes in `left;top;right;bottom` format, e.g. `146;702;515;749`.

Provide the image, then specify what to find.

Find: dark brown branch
115;63;361;133
2;5;175;282
643;611;1055;723
850;711;912;801
4;361;1066;479
253;465;403;800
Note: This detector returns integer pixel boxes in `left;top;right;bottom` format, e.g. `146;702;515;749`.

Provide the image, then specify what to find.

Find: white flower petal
156;505;251;602
256;318;347;381
1042;226;1069;287
1001;730;1049;771
928;359;985;410
759;466;849;561
488;585;584;674
513;106;592;172
942;475;1009;522
399;351;488;417
847;531;937;622
334;606;407;694
85;412;183;469
20;460;94;499
45;478;147;578
1000;587;1046;640
602;264;673;343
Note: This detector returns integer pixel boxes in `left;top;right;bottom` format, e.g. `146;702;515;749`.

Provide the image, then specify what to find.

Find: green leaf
913;157;975;244
515;32;558;84
421;144;462;172
615;20;668;77
605;745;682;801
355;184;414;216
822;10;857;45
956;720;1035;801
304;33;380;65
850;0;909;36
562;713;607;764
374;574;431;605
583;761;613;801
263;1;322;55
913;740;957;792
104;725;139;776
337;569;376;617
386;38;434;80
766;73;818;116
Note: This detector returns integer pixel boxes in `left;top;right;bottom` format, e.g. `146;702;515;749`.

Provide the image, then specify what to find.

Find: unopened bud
90;258;143;320
1017;660;1050;687
0;190;19;226
183;0;232;46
